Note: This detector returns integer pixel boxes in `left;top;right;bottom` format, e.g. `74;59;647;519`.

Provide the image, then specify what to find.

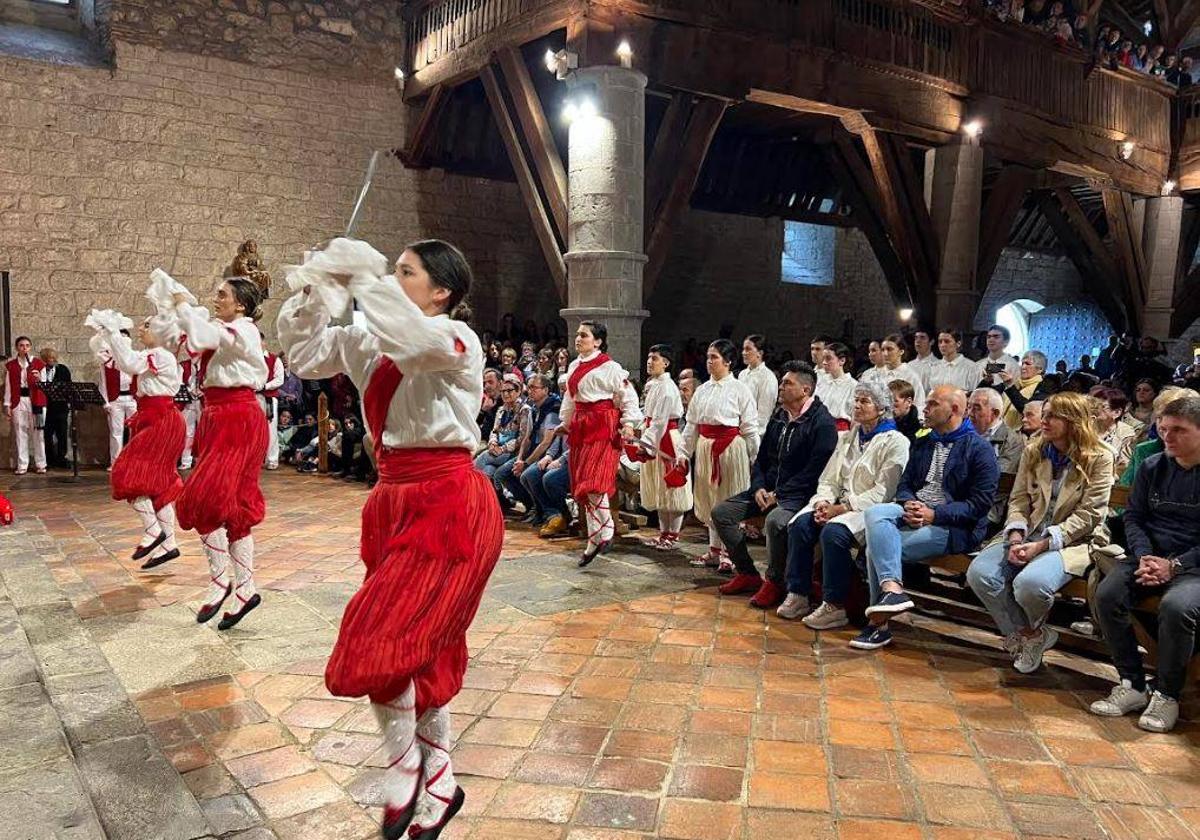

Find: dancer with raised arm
558;321;642;567
171;277;270;630
87;308;186;568
278;237;502;840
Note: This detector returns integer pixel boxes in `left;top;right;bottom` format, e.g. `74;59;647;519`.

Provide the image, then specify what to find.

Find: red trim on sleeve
146;352;159;376
454;337;466;354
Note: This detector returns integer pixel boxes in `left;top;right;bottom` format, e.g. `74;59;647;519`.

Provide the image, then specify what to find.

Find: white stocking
585;493;614;547
228;535;257;606
154;503;177;552
661;512;684;538
201;529;230;607
708;525;724;552
373;682;420;812
131;497;162;547
412;705;458;832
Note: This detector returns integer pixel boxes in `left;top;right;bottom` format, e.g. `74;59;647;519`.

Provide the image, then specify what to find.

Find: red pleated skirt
110;396;186;509
325;446;504;711
568;400;620;501
176;387;269;541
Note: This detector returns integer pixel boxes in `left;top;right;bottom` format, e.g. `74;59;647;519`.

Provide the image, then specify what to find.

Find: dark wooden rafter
643;96;728;298
645;93;692;234
479;64;567;301
884;133;940;288
1037;190;1130;330
1102;188;1149;328
1171;263;1200;333
397;85;449;169
976;166;1035;294
1152;0;1200;49
494;47;569;245
826;139;915;311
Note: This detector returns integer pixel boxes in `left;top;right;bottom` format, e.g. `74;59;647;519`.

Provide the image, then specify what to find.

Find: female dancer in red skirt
559;321;642;567
172;278;270;630
278;237;501;840
93;315;186;569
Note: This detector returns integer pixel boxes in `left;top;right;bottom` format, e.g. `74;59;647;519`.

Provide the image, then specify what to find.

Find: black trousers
44;403;70;465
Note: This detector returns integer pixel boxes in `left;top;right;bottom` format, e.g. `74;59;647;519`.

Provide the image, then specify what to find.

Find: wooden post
317;392;329;474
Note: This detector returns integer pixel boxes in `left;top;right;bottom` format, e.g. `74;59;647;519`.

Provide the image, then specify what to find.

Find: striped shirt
915;440;955;508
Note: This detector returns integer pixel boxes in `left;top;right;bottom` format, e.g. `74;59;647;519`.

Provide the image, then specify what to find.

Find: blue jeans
496;458;531;508
474;450;513;480
966;542;1071;636
542;462;571;518
863;503;951;604
519;461;552;517
786;512;856;604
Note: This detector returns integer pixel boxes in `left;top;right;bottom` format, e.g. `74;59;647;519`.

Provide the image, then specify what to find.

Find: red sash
698;423;739;485
363;356;404;444
376;446;471;485
567;353;611;398
202;386;256;406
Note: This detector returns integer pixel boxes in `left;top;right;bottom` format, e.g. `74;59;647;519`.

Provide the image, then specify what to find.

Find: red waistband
574;400;618;413
203;386;257;406
376;446;473;484
698;423;738;440
136;395;177;413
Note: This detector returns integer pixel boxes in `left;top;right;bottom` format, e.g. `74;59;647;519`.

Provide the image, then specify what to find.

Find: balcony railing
406;0;543;73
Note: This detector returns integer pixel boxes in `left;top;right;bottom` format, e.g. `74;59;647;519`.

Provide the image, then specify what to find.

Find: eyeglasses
1044;412;1067;421
501;387;518;394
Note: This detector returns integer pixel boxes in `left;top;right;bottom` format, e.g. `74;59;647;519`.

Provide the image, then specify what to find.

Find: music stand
174;384;193;406
40;382;105;481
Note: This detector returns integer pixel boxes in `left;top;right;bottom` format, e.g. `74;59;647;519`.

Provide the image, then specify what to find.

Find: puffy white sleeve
559;361;577;427
103;330;151;377
639;383;669;453
617;375;642;427
681;392;700;459
175;303;223;352
350;276;474;374
276;288;379;386
737;383;762;463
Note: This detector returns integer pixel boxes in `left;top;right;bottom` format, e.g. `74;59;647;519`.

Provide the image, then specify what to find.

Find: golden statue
226;240;271;299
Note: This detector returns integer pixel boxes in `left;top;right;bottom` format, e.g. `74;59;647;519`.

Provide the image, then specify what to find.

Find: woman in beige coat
777;380;910;628
967;391;1114;674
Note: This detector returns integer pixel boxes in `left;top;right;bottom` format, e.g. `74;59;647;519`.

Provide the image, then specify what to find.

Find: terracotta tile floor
9;470;1200;839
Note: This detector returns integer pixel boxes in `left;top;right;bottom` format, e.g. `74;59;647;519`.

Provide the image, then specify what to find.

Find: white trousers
104;396;137;464
180;401;201;468
257;395;279;467
11;397;46;471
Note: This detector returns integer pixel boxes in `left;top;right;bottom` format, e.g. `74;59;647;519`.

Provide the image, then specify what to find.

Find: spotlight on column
393;67;405;91
545;48;579;80
1162;179;1177;196
898;307;914;321
616;40;633;68
962;119;983;143
562;95;597;124
1120;141;1135;160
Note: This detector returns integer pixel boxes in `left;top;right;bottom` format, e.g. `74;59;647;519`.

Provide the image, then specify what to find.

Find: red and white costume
97;354;138;465
681;374;761;561
99;328;186;561
559;351;641;552
816;370;857;433
173;302;269;624
3;355;46;473
637;372;693;546
178;357;201;469
278;261;502;836
258;351;284;469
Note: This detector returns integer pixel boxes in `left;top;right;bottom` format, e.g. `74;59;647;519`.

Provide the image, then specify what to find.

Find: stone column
1140;195;1183;340
924;142;984;332
559;66;650;371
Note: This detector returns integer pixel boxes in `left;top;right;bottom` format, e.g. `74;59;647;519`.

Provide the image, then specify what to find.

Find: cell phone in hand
985;362;1004;375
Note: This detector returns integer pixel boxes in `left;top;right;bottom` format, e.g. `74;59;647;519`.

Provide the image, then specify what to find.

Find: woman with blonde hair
966;391;1115;674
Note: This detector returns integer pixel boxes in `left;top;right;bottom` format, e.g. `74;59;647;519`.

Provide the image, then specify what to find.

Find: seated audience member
1020;401;1044;439
888;379;921;442
1119;387;1200;486
1090;396;1200;733
780;382;911;626
277;409;296;454
906;330;936;391
969;388;1026;533
994;350;1051;429
296;418;341;473
499;346;525;382
712;362;838;609
927;330;977;393
678;376;696;435
1128;378;1157;428
474;375;531;506
505;374;562;525
967;392;1115;673
1091;387;1137;473
283;412;318;465
815;342;857;432
854;386;1000;650
518;341;538;380
872;334;927;417
338;414;369;481
532;442;572;538
477;368;502;441
975;324;1020;389
739;334;779;435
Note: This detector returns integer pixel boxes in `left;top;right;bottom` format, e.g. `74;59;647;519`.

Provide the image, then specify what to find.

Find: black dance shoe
196;583;232;624
407;787;465;840
578;539;612;568
131;532;166;561
140;548;180;570
381;786;419;840
217;593;261;630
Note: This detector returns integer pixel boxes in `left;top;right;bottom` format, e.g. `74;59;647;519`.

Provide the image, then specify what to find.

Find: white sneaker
1013;627;1058;674
776;593;809;620
802;601;849;630
1090;680;1150;717
1002;634;1022;655
1070;619;1096;636
1138;691;1180;733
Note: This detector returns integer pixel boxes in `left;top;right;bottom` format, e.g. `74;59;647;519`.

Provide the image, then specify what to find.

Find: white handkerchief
84;309;133;334
145;268;196;312
284;237;388;317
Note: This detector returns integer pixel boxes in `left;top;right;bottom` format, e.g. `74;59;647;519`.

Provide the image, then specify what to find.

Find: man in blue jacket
852;385;1000;650
711;361;839;610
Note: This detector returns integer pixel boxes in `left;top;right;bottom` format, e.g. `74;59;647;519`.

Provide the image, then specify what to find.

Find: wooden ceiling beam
397;85;449;169
1171;263;1200;334
1037;191;1130;331
1102;188;1149;327
644;97;728;299
495;46;569;246
645;93;693;234
977;166;1035;294
479;64;567;301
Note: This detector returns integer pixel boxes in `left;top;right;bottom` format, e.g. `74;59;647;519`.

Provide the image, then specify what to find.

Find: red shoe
749;579;786;609
719;573;762;596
